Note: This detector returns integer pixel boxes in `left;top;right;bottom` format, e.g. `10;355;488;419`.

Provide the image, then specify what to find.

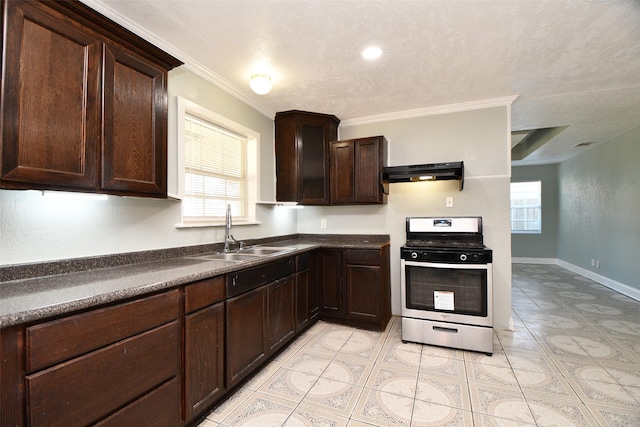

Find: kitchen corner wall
558;125;640;291
0;68;296;266
297;107;513;330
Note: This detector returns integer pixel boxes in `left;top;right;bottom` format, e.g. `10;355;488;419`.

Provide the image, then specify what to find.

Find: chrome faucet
224;204;242;252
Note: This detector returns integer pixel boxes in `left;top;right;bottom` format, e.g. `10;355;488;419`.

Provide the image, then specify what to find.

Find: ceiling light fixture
362;46;382;60
249;74;272;95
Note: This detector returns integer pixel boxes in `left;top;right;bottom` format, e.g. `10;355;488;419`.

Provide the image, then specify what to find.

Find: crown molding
78;0;276;120
340;96;519;127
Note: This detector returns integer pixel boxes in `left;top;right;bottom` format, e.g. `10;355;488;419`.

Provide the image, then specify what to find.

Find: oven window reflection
405;266;487;316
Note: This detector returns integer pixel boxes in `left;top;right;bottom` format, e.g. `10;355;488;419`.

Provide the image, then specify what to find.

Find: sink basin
190;246;296;262
238;246;294;255
194;253;260;261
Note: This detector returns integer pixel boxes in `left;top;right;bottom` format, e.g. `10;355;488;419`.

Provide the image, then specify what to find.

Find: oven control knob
411;252;418;259
460;254;468;261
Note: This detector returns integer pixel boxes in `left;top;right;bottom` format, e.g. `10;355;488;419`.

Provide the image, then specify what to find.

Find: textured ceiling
83;0;640;165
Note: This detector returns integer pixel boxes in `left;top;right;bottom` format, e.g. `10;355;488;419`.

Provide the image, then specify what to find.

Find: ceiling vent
573;142;594;148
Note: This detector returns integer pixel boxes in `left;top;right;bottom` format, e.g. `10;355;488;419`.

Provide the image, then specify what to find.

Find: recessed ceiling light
362;46;382;60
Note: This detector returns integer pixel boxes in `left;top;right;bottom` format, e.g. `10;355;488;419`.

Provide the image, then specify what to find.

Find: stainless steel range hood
382;161;464;191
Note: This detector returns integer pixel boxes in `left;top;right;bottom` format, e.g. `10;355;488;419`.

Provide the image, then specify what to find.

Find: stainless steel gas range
400;217;494;355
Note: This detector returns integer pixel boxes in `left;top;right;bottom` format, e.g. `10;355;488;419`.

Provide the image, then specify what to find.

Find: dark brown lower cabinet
184;277;226;423
0;246;389;426
184;302;225;422
308;250;321;320
296;251;319;333
0;290;181;427
225;286;267;388
267;275;296;353
26;322;179;427
295;267;310;332
226;273;297;389
320;248;345;318
320;246;391;331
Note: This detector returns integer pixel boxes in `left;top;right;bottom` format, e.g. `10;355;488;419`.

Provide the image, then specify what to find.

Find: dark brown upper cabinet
330;136;388;205
0;0;182;198
275;110;340;205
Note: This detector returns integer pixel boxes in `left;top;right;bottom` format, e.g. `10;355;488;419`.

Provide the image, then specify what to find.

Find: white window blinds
183;114;248;222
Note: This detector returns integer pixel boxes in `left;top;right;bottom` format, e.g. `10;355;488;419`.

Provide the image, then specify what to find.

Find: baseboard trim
512;257;639;302
556;260;640;302
512;257;558;265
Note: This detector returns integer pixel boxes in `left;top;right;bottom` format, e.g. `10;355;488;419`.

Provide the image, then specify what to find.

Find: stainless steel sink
194;253;260;261
238;246;294;255
190;246;296;262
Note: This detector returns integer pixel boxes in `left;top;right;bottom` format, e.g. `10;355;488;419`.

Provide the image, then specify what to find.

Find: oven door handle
433;326;459;333
403;260;491;270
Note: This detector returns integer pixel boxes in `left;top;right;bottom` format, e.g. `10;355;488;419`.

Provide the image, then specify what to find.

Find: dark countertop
0;234;389;328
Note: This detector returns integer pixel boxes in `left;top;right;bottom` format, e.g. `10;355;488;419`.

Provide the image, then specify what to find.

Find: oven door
401;260;493;327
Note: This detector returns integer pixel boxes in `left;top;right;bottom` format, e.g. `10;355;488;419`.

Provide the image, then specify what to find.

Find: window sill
175;220;262;229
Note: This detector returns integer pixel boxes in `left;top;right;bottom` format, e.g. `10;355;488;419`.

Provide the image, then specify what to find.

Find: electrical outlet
596;260;600;268
591;259;595;266
446;196;454;208
320;218;327;229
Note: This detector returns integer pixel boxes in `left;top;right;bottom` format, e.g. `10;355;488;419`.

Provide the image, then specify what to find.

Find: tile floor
199;263;640;426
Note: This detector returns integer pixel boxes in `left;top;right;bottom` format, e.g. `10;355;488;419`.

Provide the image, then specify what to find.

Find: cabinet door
308;250;321;319
346;264;382;323
267;276;296;353
330;140;355;204
299;119;332;204
354;138;383;203
295;270;310;333
274;113;298;202
320;249;345;318
274;111;338;205
102;43;167;197
226;287;267;387
1;1;101;190
184;302;225;422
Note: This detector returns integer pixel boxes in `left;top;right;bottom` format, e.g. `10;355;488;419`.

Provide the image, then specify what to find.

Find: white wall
297;107;513;330
0;68;296;265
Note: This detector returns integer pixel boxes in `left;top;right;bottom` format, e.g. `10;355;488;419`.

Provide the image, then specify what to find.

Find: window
176;97;258;227
510;181;541;233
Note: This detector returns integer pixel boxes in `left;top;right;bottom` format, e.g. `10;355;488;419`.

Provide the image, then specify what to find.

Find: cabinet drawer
226;257;295;297
346;249;381;265
94;378;179;427
185;276;225;313
26;321;179;427
26;290;179;372
296;253;309;271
